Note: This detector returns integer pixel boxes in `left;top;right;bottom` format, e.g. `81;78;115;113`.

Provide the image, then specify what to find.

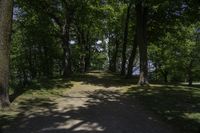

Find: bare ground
1;72;179;133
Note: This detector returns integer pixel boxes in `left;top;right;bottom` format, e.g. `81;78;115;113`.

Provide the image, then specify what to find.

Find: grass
125;84;200;133
0;78;73;130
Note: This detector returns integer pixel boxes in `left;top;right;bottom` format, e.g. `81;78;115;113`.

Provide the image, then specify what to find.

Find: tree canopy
0;0;200;107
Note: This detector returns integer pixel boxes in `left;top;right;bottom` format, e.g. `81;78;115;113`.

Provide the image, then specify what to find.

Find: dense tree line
0;0;199;108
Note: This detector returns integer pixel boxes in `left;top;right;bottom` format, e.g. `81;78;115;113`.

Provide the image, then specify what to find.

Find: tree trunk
84;43;91;72
0;0;13;108
136;1;149;85
188;61;193;86
162;70;168;83
62;39;72;78
62;24;72;78
61;1;72;78
126;35;137;78
108;36;113;71
84;31;91;72
81;31;85;72
121;3;131;75
84;53;90;72
28;46;36;79
109;38;120;72
76;30;90;73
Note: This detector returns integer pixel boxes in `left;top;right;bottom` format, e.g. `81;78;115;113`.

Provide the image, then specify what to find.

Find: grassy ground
0;78;73;130
0;72;200;133
125;84;200;133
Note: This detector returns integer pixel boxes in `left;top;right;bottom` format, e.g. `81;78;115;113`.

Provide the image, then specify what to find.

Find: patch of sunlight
40;119;83;132
0;104;20;117
0;110;18;117
138;88;145;92
149;84;165;87
54;119;105;132
73;122;105;132
121;84;137;91
193;91;200;96
164;110;171;114
146;92;153;96
167;116;173;120
184;113;200;122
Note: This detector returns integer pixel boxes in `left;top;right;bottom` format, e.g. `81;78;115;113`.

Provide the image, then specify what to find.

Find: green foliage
149;23;200;82
10;0;200;86
11;4;62;86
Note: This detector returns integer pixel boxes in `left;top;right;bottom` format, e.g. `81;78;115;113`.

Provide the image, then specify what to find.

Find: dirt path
2;72;178;133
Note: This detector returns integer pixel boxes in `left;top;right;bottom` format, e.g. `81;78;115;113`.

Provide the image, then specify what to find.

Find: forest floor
0;71;199;133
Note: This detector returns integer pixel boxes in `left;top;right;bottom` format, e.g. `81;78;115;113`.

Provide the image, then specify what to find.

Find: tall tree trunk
111;38;120;72
126;35;137;78
154;63;158;81
121;3;132;75
162;70;168;83
84;41;91;72
80;30;85;73
188;61;193;86
84;50;90;72
0;0;13;108
62;22;72;78
136;1;149;85
62;1;72;78
108;36;113;71
62;39;72;78
28;47;36;79
84;31;91;72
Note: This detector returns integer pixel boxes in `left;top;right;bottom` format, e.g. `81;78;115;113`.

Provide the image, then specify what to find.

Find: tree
126;34;137;78
11;6;61;85
5;0;200;100
16;0;74;78
121;3;132;75
0;0;13;108
136;0;149;85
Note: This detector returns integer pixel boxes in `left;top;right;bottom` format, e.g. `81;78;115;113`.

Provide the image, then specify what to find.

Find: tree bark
80;30;86;73
121;3;131;75
84;35;91;72
28;46;36;79
110;38;120;72
62;22;72;78
0;0;13;108
162;70;168;83
126;35;137;78
84;51;90;72
136;1;149;85
188;61;193;86
62;37;72;78
62;1;72;78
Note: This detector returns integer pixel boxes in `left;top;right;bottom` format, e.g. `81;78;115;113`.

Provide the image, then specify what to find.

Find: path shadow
2;90;175;133
126;85;200;133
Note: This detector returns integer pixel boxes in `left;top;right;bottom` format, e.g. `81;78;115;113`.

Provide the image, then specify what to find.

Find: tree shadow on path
2;90;176;133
